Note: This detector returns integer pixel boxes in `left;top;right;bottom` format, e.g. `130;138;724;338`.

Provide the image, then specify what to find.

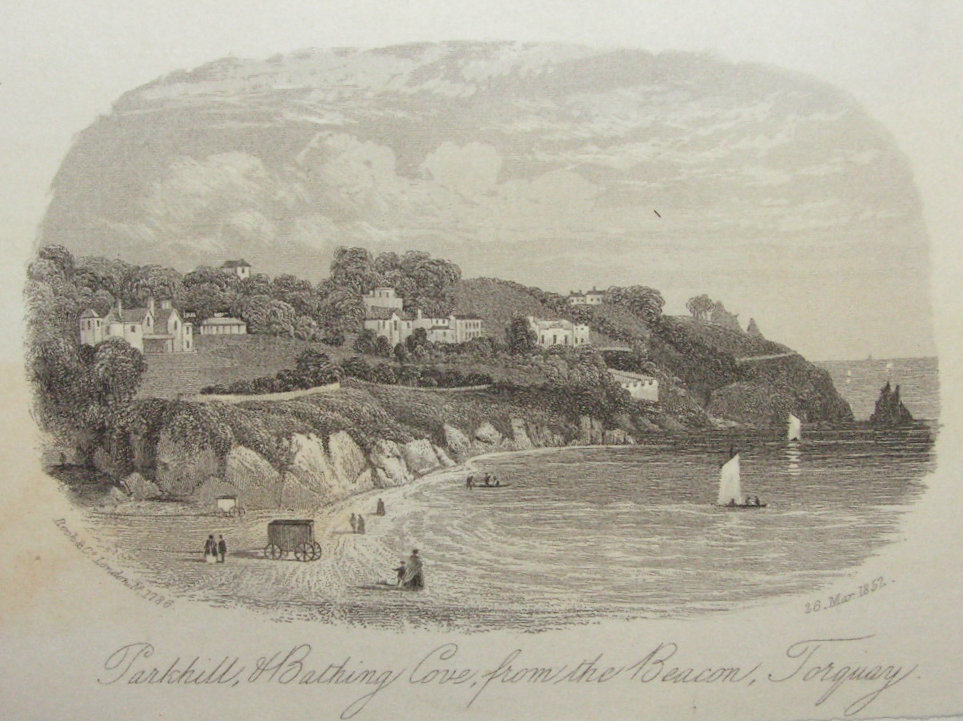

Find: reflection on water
373;425;934;624
785;443;801;476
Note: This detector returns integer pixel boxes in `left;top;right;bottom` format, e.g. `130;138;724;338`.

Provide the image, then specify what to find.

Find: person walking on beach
393;559;407;586
376;498;386;516
401;549;424;590
356;514;366;535
349;513;358;533
204;534;217;564
217;535;227;563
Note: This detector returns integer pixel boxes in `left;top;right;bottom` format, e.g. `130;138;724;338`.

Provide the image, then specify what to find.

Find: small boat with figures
787;413;802;442
716;452;767;509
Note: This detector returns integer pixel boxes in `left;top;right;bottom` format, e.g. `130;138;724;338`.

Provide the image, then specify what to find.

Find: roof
364;307;413;321
80;308;100;319
106;307;150;324
221;259;251;268
153;308;178;326
609;369;657;382
200;316;246;326
453;314;482;320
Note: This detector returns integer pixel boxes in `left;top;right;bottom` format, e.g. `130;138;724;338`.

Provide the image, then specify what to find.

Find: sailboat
716;453;767;509
787;413;802;442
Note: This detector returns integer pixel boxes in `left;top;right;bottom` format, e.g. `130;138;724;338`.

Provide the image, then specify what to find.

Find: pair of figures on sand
349;513;366;534
204;534;226;563
394;549;424;590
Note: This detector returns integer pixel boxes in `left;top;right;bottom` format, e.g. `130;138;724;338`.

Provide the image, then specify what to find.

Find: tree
340;356;372;380
319;289;365;335
329;247;378;295
393;343;409;364
710;301;741;331
295;350;340;385
686;294;714;321
353;329;378;355
373;335;393;358
746;318;763;337
38;245;75;278
293;315;319;341
405;327;428;352
91;337;147;407
371;363;397;384
506;316;537;354
606;285;665;324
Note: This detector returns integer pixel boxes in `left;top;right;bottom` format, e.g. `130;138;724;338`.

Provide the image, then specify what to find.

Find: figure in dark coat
217;535;227;563
401;549;424;590
376;498;386;516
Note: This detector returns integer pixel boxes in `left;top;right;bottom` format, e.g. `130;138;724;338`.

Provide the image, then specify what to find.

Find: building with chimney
80;297;194;353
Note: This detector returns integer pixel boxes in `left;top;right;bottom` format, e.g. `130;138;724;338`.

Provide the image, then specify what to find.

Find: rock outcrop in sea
870;381;914;427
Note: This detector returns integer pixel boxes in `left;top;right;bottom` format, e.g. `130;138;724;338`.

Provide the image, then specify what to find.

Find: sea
815;356;940;421
370;424;935;629
357;358;942;628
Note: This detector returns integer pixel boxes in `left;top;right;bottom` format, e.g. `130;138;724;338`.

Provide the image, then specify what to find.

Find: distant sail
717;454;742;506
788;413;802;442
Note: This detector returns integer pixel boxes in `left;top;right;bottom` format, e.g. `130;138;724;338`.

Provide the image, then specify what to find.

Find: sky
1;0;960;361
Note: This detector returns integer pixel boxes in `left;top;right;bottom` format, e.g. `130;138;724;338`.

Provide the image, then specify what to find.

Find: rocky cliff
117;394;633;511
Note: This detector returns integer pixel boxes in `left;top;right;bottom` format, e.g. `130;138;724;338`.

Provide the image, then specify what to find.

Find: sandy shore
79;443;625;627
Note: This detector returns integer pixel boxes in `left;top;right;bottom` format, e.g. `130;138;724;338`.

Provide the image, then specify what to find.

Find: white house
80;297;193;354
199;315;248;335
363;307;414;347
568;287;606;305
220;259;252;280
362;288;484;347
363;287;404;314
608;369;659;402
528;316;591;348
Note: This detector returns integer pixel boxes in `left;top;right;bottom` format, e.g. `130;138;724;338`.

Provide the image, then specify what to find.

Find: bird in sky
653;209;662;218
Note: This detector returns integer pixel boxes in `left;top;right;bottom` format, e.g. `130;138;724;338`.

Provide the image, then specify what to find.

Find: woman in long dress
204;534;217;564
401;549;424;590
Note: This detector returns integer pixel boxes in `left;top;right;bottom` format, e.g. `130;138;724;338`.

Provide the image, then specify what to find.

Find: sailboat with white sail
716;452;766;509
787;413;802;442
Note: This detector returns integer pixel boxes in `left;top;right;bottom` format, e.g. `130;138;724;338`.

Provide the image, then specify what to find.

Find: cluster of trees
340;357;493;388
26;247;151;460
686;294;742;331
200;350;342;395
202;351;494;395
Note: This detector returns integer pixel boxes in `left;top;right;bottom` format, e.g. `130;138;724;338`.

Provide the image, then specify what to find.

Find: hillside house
362;288;484;346
80;297;193;354
608;369;659;402
363;287;404;314
568;287;606;305
528;316;590;348
220;259;252;280
199;315;248;335
363;307;415;347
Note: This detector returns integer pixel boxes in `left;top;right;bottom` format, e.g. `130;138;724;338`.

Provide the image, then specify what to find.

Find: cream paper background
0;1;960;719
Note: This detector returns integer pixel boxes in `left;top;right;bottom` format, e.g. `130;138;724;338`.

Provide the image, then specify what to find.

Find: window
130;325;136;332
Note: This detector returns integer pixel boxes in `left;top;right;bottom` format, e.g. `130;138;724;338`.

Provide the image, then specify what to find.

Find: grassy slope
138;335;351;398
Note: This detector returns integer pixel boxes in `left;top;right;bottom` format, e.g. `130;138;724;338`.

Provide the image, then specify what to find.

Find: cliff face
119;410;630;510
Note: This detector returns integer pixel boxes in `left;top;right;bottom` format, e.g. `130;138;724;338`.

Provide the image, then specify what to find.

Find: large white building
362;288;483;347
528;316;591;348
80;297;194;354
609;369;659;402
